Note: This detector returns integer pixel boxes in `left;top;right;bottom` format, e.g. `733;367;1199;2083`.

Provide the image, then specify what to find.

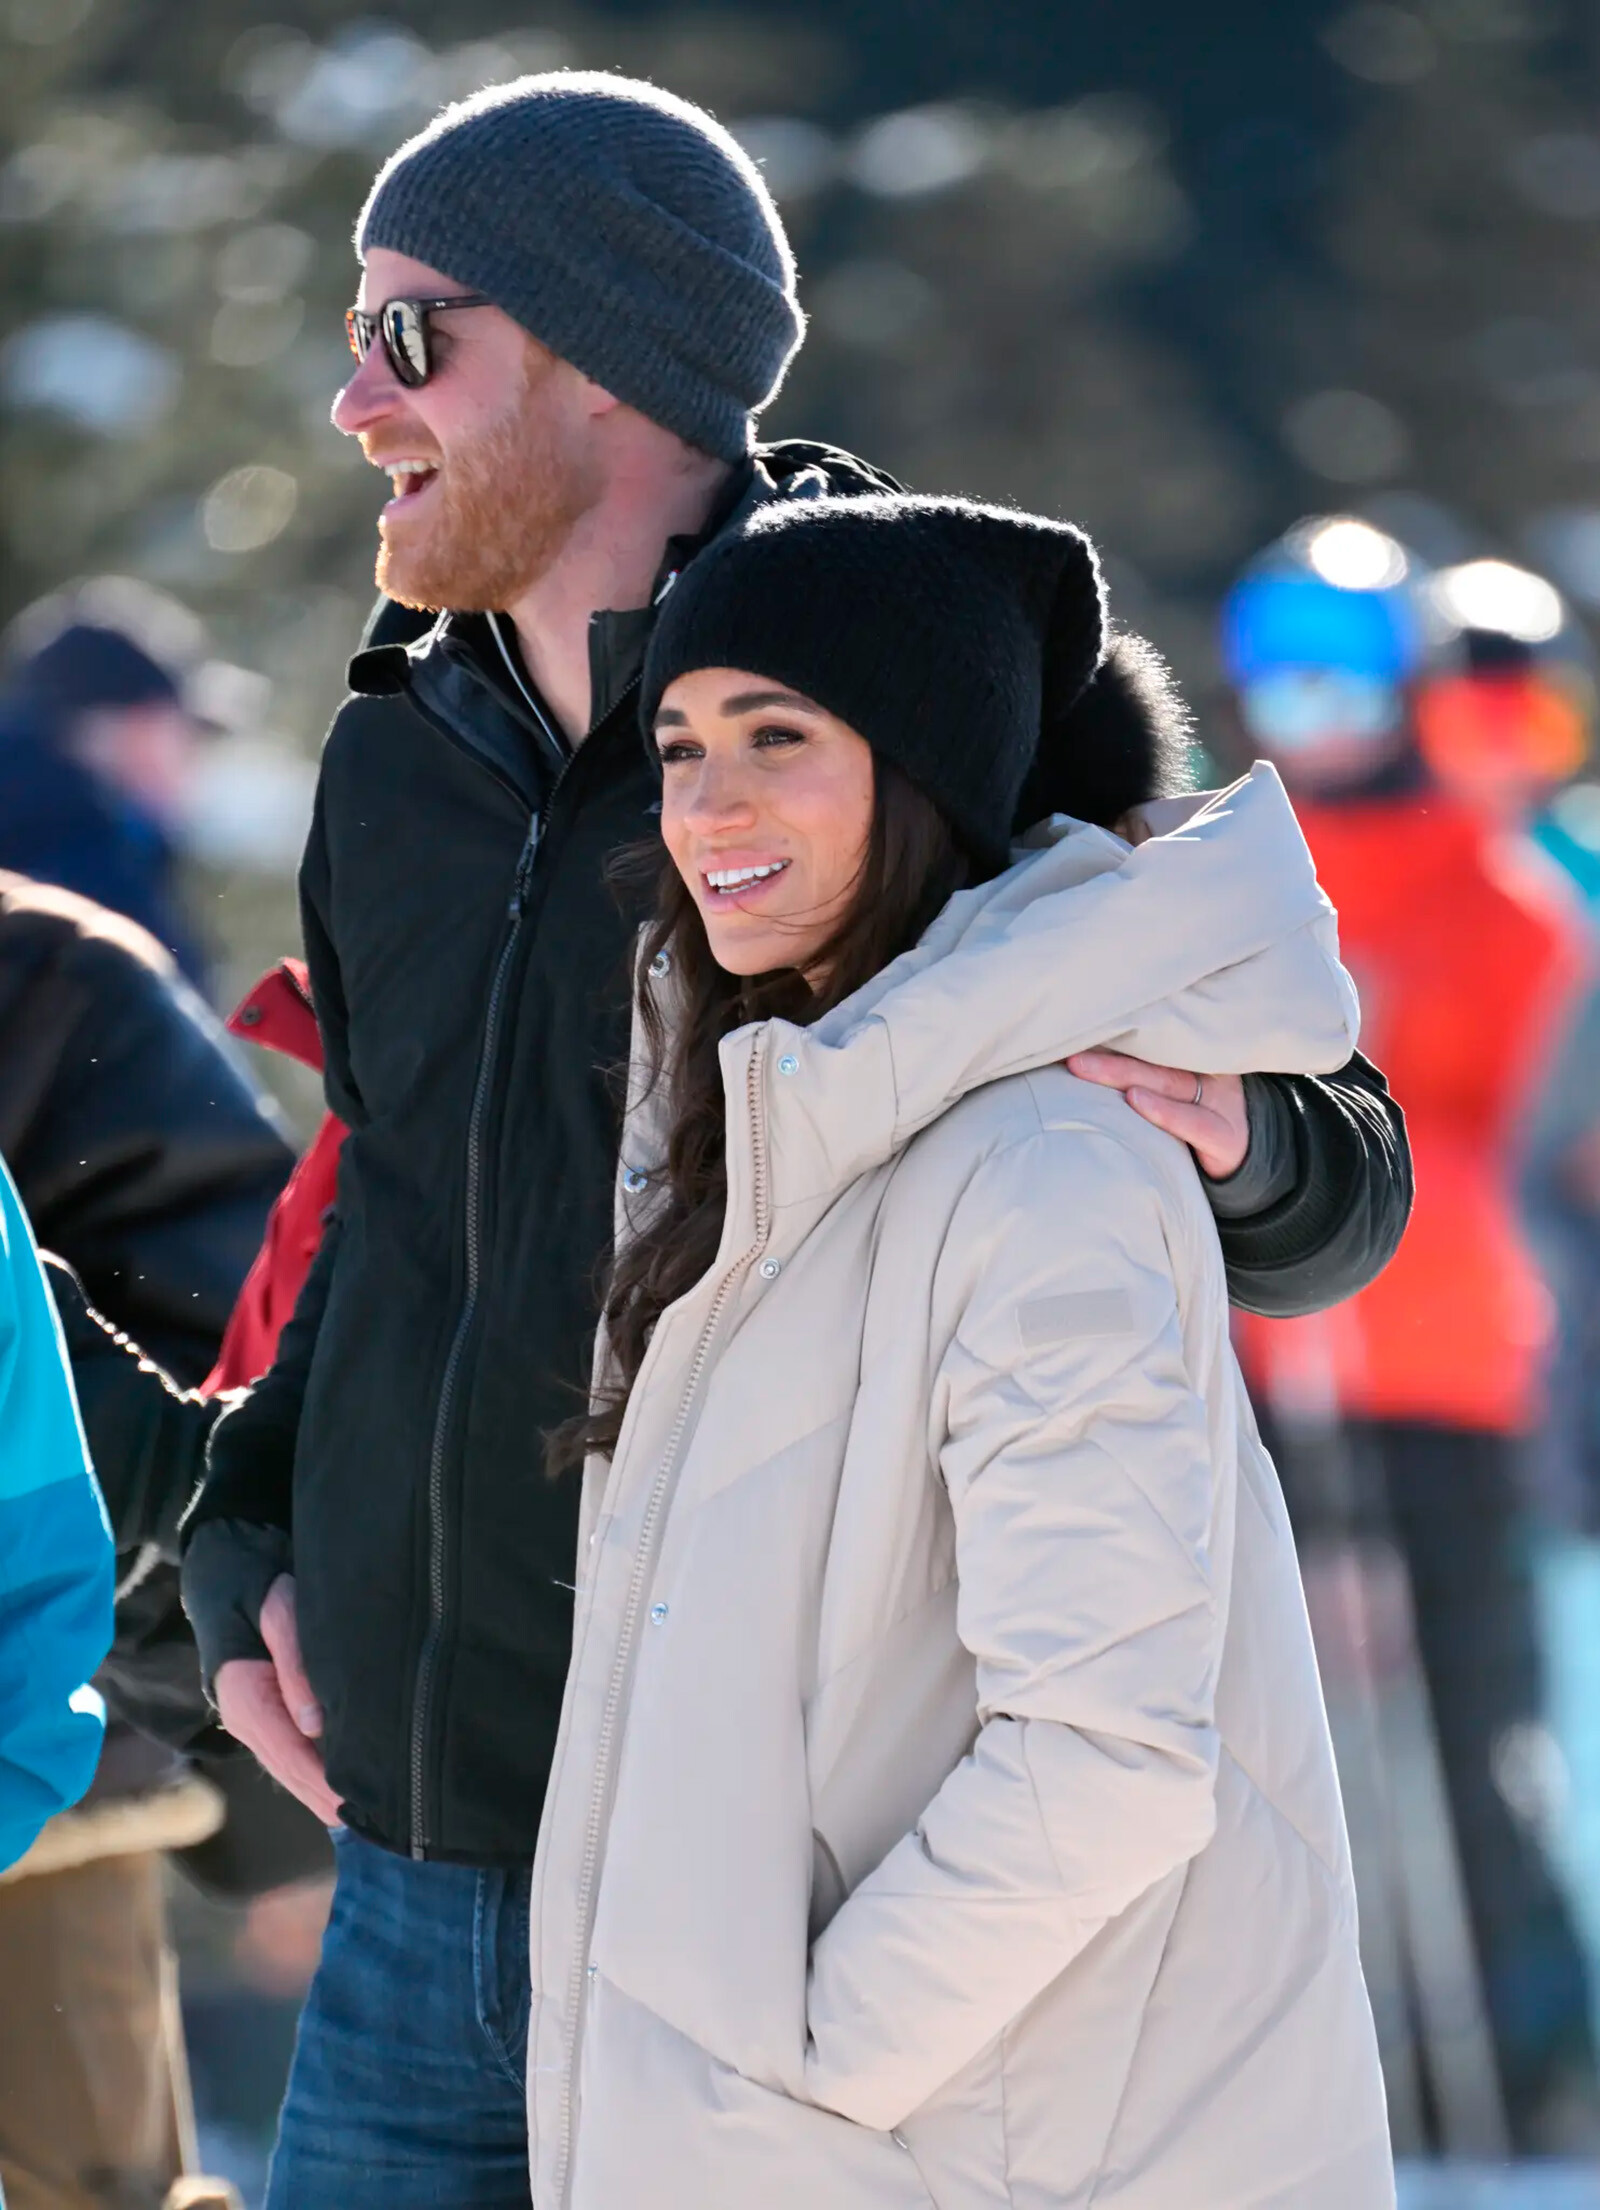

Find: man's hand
214;1574;342;1827
1066;1051;1249;1181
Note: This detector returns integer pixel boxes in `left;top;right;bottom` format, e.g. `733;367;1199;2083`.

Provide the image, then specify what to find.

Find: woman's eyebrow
654;708;689;728
718;688;818;717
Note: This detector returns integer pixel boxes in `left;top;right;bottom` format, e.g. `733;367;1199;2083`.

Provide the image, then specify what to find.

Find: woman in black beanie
530;494;1391;2210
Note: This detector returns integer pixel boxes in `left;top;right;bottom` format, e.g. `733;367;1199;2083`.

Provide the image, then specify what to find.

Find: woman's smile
699;855;792;904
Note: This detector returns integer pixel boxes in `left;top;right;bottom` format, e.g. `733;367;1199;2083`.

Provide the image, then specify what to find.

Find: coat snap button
649;1602;668;1625
759;1258;781;1279
621;1166;648;1194
777;1053;798;1075
649;949;671;979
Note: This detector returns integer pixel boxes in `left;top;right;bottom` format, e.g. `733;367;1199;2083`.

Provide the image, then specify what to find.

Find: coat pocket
809;1827;849;1943
574;1973;938;2210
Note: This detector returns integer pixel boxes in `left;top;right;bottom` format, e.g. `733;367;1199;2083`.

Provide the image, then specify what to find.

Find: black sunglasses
344;293;491;389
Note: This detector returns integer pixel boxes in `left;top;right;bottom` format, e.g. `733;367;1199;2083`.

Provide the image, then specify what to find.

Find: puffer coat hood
528;764;1392;2209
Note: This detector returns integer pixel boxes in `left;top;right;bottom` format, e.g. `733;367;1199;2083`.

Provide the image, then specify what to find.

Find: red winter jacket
204;961;345;1397
1237;792;1588;1434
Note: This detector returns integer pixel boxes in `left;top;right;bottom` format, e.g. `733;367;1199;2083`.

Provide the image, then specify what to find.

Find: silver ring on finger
1192;1073;1204;1107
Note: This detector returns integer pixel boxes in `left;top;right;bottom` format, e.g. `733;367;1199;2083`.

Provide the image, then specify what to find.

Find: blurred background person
201;960;345;1406
0;581;235;990
1412;562;1600;1529
1412;558;1594;843
1416;559;1600;2061
1224;516;1596;2150
0;867;317;2210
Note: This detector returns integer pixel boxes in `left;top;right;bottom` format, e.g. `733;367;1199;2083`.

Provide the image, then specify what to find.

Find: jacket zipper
553;1037;773;2205
407;822;541;1857
406;661;571;1858
403;659;638;1857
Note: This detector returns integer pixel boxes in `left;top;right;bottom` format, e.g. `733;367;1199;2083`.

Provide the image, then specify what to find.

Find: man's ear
576;372;623;423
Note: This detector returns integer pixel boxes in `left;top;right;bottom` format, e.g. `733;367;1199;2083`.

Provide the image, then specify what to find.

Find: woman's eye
655;740;702;766
753;724;805;751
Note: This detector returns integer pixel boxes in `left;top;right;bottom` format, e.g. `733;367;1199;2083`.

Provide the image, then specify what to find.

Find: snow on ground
1398;2166;1600;2207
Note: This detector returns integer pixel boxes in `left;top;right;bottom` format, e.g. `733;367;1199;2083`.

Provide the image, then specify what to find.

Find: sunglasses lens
345;307;368;362
385;301;430;386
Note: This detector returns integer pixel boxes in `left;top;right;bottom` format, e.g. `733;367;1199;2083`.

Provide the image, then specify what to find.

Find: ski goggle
1237;669;1404;753
1415;670;1591;788
344;293;491;389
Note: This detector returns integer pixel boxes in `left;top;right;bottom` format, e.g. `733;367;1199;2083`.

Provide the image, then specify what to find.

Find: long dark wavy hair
550;757;970;1474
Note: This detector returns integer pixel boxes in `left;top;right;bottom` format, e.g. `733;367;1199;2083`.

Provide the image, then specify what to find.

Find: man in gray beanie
180;68;1412;2204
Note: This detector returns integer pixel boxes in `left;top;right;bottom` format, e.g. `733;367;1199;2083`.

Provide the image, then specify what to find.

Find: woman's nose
681;760;758;829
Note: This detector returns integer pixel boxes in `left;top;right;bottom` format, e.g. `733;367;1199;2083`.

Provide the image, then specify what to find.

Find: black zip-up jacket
182;442;1413;1864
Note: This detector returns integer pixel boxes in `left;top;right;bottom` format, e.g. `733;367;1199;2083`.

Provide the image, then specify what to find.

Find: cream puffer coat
527;766;1394;2210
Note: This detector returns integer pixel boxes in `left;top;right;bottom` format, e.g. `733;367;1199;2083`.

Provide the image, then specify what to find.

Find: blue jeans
265;1829;532;2209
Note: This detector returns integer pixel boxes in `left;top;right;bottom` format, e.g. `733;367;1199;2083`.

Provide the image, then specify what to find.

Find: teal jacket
0;1153;113;1871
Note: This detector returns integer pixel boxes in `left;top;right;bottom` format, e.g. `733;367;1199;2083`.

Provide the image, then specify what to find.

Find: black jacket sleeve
41;1251;220;1557
180;1211;340;1541
178;776;358;1684
1211;1051;1412;1319
176;1199;338;1687
180;771;359;1541
0;881;293;1385
180;1519;296;1690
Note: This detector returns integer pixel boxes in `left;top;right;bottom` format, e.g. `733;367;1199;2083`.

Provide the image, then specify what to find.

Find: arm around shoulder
1213;1051;1412;1319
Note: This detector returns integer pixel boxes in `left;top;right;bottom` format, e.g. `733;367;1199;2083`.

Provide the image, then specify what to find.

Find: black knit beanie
641;494;1106;871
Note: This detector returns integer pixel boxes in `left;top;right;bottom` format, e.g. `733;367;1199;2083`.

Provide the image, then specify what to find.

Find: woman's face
655;666;876;979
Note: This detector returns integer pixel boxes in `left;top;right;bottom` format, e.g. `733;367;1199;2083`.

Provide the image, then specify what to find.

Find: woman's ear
1016;630;1193;832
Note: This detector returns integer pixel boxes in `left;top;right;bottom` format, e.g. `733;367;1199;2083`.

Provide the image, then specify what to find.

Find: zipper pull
508;828;539;916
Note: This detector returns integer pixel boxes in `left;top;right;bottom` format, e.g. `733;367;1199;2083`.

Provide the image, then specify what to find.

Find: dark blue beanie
14;625;181;722
357;71;804;465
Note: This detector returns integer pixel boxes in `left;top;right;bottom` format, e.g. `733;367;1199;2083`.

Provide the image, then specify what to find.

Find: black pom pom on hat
642;492;1107;874
1016;628;1194;834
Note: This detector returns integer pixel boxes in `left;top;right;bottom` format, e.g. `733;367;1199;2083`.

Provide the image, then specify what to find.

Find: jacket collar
343;442;902;796
226;959;323;1074
665;766;1361;1231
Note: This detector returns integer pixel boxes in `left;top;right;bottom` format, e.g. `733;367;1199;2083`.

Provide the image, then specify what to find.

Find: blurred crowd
1224;519;1600;2159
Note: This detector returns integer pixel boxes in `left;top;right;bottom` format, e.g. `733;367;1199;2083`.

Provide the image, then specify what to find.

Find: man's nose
331;342;405;436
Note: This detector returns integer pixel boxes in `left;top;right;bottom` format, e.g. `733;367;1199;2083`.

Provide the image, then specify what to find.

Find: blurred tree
2;0;1598;937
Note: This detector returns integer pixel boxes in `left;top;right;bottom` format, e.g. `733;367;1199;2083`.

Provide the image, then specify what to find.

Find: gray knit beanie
356;71;804;464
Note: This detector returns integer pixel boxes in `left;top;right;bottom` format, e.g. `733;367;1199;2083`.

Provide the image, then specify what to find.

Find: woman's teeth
705;861;789;893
